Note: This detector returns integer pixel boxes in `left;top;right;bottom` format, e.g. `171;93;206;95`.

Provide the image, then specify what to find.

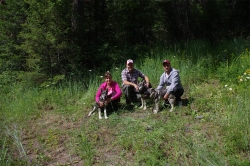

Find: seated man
121;59;153;104
156;60;184;106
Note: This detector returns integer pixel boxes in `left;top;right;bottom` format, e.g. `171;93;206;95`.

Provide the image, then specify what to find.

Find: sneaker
178;101;182;106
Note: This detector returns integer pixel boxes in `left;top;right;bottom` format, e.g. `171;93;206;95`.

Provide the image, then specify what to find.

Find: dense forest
1;1;250;165
0;0;249;84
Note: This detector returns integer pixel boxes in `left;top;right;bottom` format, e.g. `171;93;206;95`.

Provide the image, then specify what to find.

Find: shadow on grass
150;98;190;114
105;98;191;116
182;98;190;106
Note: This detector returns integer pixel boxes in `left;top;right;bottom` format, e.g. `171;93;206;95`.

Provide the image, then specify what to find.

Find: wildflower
244;72;246;75
46;85;50;87
246;77;250;79
89;70;92;72
229;88;232;91
225;85;228;87
100;76;103;78
240;79;243;82
115;67;118;70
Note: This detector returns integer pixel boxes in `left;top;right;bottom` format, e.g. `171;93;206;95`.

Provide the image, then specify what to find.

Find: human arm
95;83;105;107
137;70;151;88
105;82;122;104
144;75;150;88
163;71;180;100
166;71;179;94
121;69;139;91
95;85;102;103
110;82;122;100
156;73;165;90
123;80;139;91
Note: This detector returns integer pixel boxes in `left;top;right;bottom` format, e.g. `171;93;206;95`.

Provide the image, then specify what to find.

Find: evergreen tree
0;1;27;72
18;0;75;77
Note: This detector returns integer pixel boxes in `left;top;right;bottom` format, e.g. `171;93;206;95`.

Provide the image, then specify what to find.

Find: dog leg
169;104;174;112
168;94;176;112
139;98;147;110
88;106;96;117
139;98;144;109
143;99;147;110
153;99;159;114
104;107;108;119
98;107;102;119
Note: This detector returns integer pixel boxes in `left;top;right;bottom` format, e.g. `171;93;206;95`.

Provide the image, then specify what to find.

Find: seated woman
95;71;122;110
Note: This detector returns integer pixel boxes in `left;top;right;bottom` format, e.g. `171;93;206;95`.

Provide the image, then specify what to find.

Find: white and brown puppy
88;89;109;119
152;89;176;114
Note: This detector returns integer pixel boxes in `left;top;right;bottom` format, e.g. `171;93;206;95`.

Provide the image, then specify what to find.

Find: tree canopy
0;0;249;81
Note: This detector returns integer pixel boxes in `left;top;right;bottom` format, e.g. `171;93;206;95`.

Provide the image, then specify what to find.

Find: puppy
152;89;176;114
88;89;109;119
137;80;155;110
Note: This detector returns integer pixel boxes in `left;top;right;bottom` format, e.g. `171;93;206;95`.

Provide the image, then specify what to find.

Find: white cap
127;59;133;64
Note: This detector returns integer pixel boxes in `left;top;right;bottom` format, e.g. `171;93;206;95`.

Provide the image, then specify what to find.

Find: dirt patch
21;111;84;165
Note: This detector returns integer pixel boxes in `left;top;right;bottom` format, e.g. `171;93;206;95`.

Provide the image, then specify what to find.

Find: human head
162;59;170;65
104;71;112;77
162;59;171;74
126;59;134;72
104;71;112;84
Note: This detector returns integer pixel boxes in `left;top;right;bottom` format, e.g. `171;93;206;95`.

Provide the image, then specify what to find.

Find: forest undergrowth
1;40;250;165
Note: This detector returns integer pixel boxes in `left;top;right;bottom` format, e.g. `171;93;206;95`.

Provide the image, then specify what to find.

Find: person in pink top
95;71;122;110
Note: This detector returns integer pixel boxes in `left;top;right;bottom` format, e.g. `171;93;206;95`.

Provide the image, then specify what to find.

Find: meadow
1;39;250;165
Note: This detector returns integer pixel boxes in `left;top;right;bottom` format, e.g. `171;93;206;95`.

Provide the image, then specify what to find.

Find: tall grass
1;39;250;165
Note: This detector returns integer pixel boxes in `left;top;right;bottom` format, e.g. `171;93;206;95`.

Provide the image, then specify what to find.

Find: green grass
1;39;250;165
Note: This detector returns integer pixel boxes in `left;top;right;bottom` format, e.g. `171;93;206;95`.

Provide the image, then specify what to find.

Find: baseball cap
127;59;133;65
162;60;170;65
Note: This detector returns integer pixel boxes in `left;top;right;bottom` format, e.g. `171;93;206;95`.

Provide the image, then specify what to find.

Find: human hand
134;84;139;91
163;93;169;100
99;101;104;107
105;98;111;104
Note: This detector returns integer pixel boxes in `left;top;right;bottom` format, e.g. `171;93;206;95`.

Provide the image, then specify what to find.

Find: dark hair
104;71;112;78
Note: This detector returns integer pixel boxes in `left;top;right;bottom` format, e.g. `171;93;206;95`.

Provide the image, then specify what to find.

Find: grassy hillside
1;39;250;165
